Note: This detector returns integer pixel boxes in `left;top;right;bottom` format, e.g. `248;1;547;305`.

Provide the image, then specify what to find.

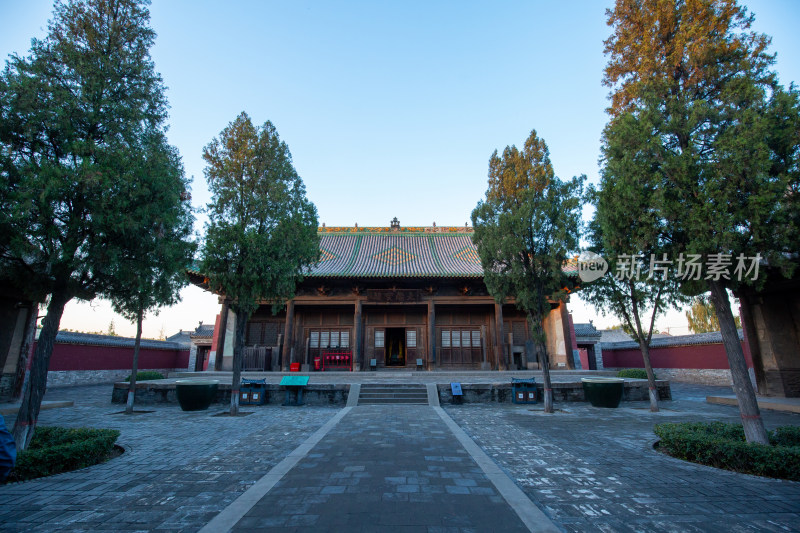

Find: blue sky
2;0;799;338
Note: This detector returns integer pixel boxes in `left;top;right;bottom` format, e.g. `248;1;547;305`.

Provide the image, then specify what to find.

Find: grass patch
616;368;655;380
654;421;800;481
5;426;120;483
124;371;164;382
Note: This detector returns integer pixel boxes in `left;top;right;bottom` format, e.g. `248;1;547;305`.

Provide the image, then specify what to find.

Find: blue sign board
450;382;463;396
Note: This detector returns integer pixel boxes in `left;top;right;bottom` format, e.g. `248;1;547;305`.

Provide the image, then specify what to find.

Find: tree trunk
637;340;659;412
708;280;769;445
12;305;39;400
529;312;553;413
12;291;70;451
230;309;249;416
126;306;144;415
629;283;659;412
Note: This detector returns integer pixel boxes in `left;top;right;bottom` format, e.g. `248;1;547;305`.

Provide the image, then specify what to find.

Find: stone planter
175;380;219;411
581;377;624;408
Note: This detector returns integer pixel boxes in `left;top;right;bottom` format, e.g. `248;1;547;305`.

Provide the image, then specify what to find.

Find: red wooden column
427;299;436;368
353;299;363;370
214;299;229;371
494;302;506;370
281;300;295;371
560;301;576;370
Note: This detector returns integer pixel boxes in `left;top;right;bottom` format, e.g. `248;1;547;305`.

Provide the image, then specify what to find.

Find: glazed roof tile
307;227;577;279
309;233;483;278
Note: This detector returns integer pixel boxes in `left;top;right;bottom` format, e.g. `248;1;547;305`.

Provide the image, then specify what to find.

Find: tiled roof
601;330;744;350
52;331;184;350
190;323;215;339
574;322;601;340
307;227;578;279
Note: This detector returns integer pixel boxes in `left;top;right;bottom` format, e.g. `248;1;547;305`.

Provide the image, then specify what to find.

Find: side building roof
50;331;185;351
601;330;745;350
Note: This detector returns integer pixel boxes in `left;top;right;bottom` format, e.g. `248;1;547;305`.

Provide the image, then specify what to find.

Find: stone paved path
228;405;531;532
444;383;800;532
0;386;338;532
1;383;799;532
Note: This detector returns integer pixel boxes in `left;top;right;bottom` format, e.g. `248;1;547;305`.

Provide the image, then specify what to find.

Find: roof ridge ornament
390;217;400;230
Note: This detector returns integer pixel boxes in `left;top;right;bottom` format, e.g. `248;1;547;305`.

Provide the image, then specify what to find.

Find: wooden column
560;301;576;370
428;299;436;368
215;300;229;371
480;324;490;370
281;300;295;371
353;299;363;371
494;302;506;370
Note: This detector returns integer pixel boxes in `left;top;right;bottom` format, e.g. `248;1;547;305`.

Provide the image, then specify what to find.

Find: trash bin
512;378;537;404
240;378;267;405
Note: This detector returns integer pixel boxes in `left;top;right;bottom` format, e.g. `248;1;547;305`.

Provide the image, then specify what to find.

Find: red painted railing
321;351;352;371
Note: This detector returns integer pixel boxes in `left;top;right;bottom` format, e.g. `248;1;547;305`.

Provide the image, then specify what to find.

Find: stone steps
357;384;428;405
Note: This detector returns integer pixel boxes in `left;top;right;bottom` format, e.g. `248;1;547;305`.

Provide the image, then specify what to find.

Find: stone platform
111;370;671;405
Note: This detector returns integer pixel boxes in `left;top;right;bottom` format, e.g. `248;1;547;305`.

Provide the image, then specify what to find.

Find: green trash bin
512;378;537;404
240;378;267;405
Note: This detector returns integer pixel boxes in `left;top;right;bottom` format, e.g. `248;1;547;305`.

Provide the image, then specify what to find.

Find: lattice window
441;330;450;348
407;330;417;348
375;330;384;348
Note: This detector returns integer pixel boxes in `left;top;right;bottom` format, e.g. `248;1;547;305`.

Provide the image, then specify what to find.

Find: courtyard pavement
0;383;798;532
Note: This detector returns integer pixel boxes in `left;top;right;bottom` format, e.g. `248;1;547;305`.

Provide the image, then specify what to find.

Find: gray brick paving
0;385;337;532
2;382;799;532
444;383;800;532
230;405;530;532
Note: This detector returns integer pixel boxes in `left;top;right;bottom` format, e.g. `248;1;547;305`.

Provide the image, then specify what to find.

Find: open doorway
385;328;405;366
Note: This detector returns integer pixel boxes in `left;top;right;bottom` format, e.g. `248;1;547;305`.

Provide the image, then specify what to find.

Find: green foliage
471;130;584;338
124;371;164;382
471;129;583;411
769;426;800;448
6;427;120;483
0;0;190;449
602;0;800;294
602;0;799;442
616;368;655;380
654;422;800;481
200;112;320;321
104;131;196;324
580;215;689;347
0;0;177;302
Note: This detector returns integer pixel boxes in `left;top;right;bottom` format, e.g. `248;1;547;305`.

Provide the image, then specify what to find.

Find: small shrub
654;422;800;481
770;425;800;447
6;427;120;483
124;371;164;382
616;368;655;380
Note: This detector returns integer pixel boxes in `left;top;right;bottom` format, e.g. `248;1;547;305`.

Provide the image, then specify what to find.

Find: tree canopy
0;0;186;449
471;129;584;413
602;0;800;443
201;112;319;415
